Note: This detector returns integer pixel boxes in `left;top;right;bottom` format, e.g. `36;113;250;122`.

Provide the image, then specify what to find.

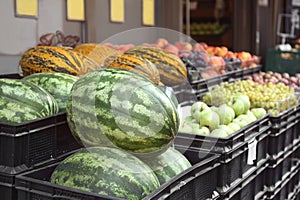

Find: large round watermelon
66;68;179;155
139;147;192;185
23;72;78;112
0;78;59;124
50;146;160;200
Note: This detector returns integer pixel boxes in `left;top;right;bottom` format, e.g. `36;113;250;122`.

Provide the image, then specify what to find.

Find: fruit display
0;78;59;124
66;68;179;155
202;80;298;116
19;46;100;77
23;72;78;112
138;147;192;185
50;146;160;200
179;95;266;138
245;71;300;91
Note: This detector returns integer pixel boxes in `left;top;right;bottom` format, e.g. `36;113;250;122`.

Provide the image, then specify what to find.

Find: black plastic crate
216;159;269;200
268;105;300;160
264;159;300;200
0;113;82;175
0;172;17;200
266;140;300;191
15;147;221;200
175;121;270;195
0;73;82;175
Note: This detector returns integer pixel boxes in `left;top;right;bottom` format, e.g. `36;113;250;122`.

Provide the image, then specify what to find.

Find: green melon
0;78;59;124
66;68;179;155
139;147;192;185
50;146;160;200
23;72;78;112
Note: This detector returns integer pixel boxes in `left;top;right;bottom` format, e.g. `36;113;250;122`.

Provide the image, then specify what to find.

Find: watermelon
67;68;179;155
138;147;192;185
50;146;160;200
0;78;59;124
23;72;78;112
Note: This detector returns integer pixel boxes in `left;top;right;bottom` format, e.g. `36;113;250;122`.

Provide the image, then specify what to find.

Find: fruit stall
0;0;299;199
0;31;299;200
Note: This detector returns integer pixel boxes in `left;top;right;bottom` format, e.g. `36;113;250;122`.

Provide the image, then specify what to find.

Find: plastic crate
268;105;300;160
264;159;300;200
175;102;271;195
0;172;17;200
0;112;82;175
266;140;300;191
265;48;300;75
216;159;269;200
15;147;221;200
0;73;82;174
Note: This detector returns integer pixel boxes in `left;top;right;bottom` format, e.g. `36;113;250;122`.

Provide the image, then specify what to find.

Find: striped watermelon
67;68;179;155
23;72;78;112
50;146;160;200
139;147;192;185
0;78;59;124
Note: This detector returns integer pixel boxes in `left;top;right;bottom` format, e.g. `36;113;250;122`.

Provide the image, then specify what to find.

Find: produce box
15;147;221;200
0;73;82;174
215;158;268;200
264;158;300;200
0;112;82;175
265;48;300;75
174;101;271;195
266;139;300;191
268;104;300;160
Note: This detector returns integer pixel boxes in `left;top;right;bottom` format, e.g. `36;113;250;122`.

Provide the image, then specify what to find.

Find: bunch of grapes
202;80;298;116
180;50;209;69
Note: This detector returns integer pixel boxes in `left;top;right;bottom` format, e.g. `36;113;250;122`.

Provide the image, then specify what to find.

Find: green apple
210;128;228;138
194;126;210;135
233;94;251;114
251;108;267;119
232;117;248;128
246;110;257;122
218;125;234;135
216;104;235;125
199;109;220;130
191;101;209;114
179;124;193;133
228;122;241;132
236;114;252;124
227;99;245;116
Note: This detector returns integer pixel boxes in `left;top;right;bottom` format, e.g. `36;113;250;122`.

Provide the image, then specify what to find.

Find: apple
246;110;257;122
210;128;228;138
191;102;209;114
232;117;248;128
236;114;252;124
156;38;168;48
228;122;241;132
218;125;234;135
233;94;251;114
251;108;267;119
216;104;235;125
194;126;210;135
179;124;193;133
199;109;220;130
227;99;245;116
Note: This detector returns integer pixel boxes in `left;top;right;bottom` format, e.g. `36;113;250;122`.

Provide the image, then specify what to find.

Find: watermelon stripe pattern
0;78;59;124
50;147;160;200
67;68;179;155
23;72;78;112
139;147;192;184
